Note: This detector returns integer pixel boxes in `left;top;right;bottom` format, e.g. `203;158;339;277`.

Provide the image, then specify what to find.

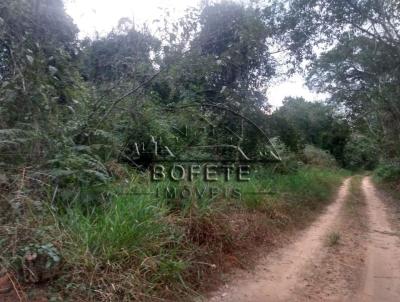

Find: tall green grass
57;166;348;300
64;197;172;262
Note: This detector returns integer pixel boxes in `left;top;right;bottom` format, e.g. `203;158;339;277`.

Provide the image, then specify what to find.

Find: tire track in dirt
355;176;400;301
291;176;368;302
297;176;400;302
207;176;400;302
207;178;351;302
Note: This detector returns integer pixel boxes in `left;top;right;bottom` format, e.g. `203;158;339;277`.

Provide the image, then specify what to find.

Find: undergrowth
1;166;348;301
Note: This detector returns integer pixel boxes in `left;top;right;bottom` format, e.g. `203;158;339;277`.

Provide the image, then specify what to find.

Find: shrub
343;134;378;170
269;137;302;174
375;162;400;182
303;145;337;168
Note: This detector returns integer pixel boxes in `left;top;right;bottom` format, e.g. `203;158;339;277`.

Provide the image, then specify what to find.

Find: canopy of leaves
269;0;400;161
271;97;350;165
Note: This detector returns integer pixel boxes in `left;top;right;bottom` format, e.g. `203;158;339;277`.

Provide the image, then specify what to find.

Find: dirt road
208;176;400;302
357;177;400;301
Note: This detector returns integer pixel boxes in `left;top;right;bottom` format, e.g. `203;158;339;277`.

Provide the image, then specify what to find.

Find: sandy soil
207;177;400;302
208;179;352;302
355;177;400;301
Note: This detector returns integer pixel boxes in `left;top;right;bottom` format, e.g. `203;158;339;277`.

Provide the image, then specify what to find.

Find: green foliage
271;0;400;163
303;145;337;168
375;163;400;182
57;166;346;299
271;97;350;164
50;151;110;185
0;0;81;121
82;22;159;84
0;0;372;299
0;0;90;167
343;134;379;170
11;242;63;284
307;34;400;160
196;2;275;99
64;196;172;262
267;137;302;174
268;115;303;153
18;243;61;269
63;166;346;262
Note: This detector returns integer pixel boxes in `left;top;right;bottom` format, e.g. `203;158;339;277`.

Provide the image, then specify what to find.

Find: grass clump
325;231;341;247
64;196;173;263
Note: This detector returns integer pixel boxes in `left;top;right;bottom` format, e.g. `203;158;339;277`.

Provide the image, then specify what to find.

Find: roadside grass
1;166;349;301
54;166;347;300
373;167;400;198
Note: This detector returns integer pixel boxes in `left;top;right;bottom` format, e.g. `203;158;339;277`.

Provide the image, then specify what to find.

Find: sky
65;0;326;108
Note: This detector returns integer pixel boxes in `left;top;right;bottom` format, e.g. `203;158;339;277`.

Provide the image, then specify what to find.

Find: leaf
50;169;74;177
72;145;91;152
48;65;58;75
26;55;34;64
83;169;110;182
52;255;60;263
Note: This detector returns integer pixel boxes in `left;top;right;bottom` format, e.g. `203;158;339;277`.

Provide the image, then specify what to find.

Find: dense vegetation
1;0;399;301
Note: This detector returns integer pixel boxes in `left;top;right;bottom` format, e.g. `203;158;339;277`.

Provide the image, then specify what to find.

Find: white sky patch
267;74;328;109
65;0;326;108
65;0;199;37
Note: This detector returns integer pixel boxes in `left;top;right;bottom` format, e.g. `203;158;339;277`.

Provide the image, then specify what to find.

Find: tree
307;33;400;159
343;134;379;170
271;97;350;164
269;0;400;162
0;0;87;165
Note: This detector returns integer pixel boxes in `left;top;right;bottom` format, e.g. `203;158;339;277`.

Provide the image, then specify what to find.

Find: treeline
283;0;400;178
1;1;279;193
2;0;396;192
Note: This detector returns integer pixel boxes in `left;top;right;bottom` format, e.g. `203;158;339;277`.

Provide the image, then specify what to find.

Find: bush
303;145;337;168
375;162;400;182
343;134;378;170
268;137;303;174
